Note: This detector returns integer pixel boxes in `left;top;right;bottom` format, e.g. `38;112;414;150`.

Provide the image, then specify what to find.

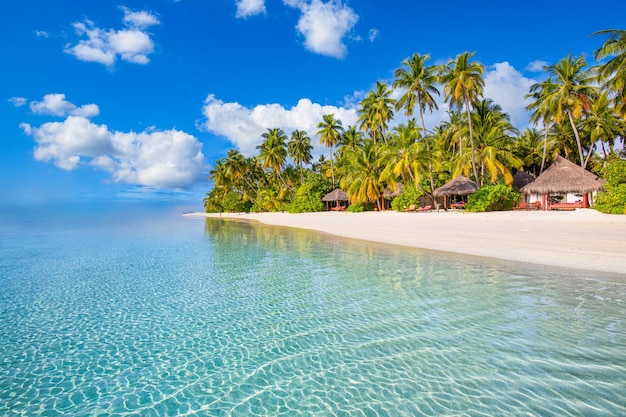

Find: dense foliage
391;186;424;211
466;185;522;212
594;159;626;214
286;173;332;213
205;30;626;214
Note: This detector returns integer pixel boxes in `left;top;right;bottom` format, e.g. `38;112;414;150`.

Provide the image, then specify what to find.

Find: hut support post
583;193;589;208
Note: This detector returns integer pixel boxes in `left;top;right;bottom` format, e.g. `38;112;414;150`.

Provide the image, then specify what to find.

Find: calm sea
1;203;625;416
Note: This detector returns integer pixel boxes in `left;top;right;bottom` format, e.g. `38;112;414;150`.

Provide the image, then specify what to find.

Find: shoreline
184;210;626;275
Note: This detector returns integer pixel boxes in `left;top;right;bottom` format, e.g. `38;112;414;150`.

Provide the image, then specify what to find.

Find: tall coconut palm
257;128;288;183
580;91;626;162
357;81;396;143
593;29;626;118
393;53;440;193
317;114;344;186
440;52;485;182
526;78;559;174
339;138;387;210
287;129;313;182
543;54;598;170
513;128;547;177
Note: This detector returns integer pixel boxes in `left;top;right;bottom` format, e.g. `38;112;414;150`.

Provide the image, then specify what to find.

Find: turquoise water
1;204;625;416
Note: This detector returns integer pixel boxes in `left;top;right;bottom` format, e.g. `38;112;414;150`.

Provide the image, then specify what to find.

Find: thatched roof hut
433;175;478;196
322;188;349;201
520;155;604;195
382;183;403;198
512;171;535;191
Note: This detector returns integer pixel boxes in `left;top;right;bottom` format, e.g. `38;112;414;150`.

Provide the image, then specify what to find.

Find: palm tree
526;78;559;174
257;128;288;183
580;91;626;163
357;81;396;143
393;53;440;193
459;99;521;186
287;129;313;182
339;139;386;210
440;52;485;182
543;54;598;170
593;29;626;117
317;114;344;186
514;128;546;177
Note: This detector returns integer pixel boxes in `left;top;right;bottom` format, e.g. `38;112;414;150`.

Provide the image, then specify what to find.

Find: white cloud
201;94;357;156
483;62;535;129
29;94;100;118
35;30;49;38
9;97;27;107
285;0;359;58
21;113;205;189
236;0;266;18
65;8;159;66
526;60;548;73
121;7;160;29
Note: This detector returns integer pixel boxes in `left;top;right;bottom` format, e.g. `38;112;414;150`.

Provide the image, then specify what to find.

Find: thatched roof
433;175;478;196
512;171;535;190
322;188;349;201
520;155;604;194
383;183;403;197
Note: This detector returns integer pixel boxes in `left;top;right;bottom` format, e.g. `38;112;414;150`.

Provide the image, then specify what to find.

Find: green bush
595;160;626;214
466;184;522;212
286;173;332;213
204;191;251;213
391;186;424;211
346;202;374;212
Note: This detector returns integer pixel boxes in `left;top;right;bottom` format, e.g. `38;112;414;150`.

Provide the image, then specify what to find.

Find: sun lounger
403;204;417;212
513;202;541;210
450;202;465;209
416;205;432;212
550;202;583;210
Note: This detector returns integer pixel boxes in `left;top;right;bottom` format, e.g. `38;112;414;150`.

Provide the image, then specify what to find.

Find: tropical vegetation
205;30;626;214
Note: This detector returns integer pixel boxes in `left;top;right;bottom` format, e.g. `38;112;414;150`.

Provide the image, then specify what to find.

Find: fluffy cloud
20;97;205;189
201;94;357;156
30;94;100;118
236;0;266;17
65;7;159;66
483;62;535;129
285;0;358;58
35;30;49;38
526;60;548;73
368;28;379;43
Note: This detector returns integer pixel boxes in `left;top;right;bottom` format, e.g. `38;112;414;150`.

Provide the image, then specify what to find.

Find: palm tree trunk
464;95;480;183
418;102;435;194
567;109;586;171
540;121;549;174
329;147;335;187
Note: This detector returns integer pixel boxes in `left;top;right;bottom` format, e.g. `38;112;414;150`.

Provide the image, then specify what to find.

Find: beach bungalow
382;183;403;211
433;175;478;209
322;188;349;211
512;171;535;191
520;155;604;210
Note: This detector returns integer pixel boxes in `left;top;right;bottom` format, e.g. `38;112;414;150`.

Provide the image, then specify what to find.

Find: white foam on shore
185;210;626;275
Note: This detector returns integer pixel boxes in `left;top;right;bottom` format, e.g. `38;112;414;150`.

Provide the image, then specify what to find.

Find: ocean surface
1;203;625;416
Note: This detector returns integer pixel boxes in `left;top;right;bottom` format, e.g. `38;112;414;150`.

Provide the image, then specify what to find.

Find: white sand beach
185;210;626;275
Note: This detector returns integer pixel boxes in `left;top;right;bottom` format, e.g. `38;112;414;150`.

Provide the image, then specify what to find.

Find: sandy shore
184;209;626;275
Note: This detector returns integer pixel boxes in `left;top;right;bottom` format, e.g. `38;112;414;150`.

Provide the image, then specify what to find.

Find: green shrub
286;173;332;213
346;202;374;212
595;160;626;214
391;186;424;211
204;190;251;213
466;184;521;212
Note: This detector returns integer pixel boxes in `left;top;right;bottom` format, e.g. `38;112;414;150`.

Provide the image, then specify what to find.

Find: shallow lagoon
1;204;625;416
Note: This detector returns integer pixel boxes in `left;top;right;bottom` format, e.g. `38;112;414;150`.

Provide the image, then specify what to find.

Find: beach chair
416;205;432;212
403;204;417;212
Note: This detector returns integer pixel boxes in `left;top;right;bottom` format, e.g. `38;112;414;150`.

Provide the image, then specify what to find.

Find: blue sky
2;0;625;207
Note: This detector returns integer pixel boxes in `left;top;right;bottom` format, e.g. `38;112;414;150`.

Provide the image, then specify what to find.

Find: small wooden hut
433;175;478;209
322;188;349;211
520;155;604;210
